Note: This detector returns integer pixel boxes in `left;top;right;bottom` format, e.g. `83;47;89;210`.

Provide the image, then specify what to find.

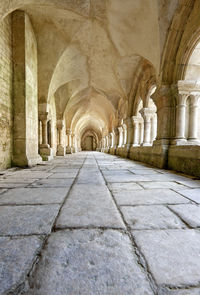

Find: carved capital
39;112;48;122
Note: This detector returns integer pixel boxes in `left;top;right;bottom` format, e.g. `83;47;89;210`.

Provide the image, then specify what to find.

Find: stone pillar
71;133;76;153
151;114;157;143
122;124;127;147
125;117;134;148
114;128;119;149
109;133;114;148
40;114;48;147
118;126;123;147
106;135;109;148
103;137;106;148
56;120;65;156
140;108;154;146
174;93;187;144
66;129;73;154
139;121;144;145
39;113;53;161
12;10;42;166
151;85;174;145
188;95;199;143
132;116;140;146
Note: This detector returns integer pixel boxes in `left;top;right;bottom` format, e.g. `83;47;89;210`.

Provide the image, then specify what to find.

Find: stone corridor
0;152;200;294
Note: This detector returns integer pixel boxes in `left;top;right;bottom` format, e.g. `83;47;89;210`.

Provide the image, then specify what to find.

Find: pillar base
39;146;53;161
109;147;116;155
187;139;200;145
141;143;152;147
12;154;42;167
66;146;73;154
57;145;66;156
171;138;187;146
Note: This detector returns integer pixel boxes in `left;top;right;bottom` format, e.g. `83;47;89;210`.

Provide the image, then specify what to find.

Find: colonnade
100;107;157;155
100;80;200;162
173;81;200;145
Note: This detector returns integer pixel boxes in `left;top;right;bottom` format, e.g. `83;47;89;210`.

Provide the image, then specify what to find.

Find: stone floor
0;152;200;295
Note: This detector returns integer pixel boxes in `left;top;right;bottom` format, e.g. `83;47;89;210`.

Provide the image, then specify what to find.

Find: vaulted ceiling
1;0;182;139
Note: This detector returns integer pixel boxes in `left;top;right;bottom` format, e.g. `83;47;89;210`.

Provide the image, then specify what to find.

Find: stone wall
0;15;12;169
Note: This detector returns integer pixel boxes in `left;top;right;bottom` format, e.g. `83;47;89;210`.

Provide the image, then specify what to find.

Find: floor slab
174;188;200;203
0;187;69;205
0;236;43;295
27;229;154;295
139;181;187;190
56;184;125;229
112;188;189;206
0;205;60;235
169;204;200;227
30;178;74;187
133;229;200;287
121;205;185;229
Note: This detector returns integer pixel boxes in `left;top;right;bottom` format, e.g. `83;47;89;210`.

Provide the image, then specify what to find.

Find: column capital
189;94;200;106
66;128;72;135
151;85;173;109
39;112;48;122
122;123;127;130
113;127;119;135
118;126;123;133
124;117;132;128
177;80;200;94
57;120;64;130
139;108;155;121
132;116;142;124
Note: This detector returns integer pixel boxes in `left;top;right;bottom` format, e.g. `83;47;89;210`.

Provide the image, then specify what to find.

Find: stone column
125;117;134;148
151;114;157;143
139;121;144;145
39;112;53;161
103;137;106;149
12;10;42;166
118;126;123;147
188;95;199;143
66;129;72;154
151;85;174;145
40;114;48;147
122;124;127;147
114;127;119;149
140;108;153;146
57;120;65;156
132;116;140;146
174;93;187;143
109;133;114;148
71;133;75;153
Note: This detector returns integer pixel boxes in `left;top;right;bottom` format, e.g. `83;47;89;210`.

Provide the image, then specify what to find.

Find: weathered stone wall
0;15;12;169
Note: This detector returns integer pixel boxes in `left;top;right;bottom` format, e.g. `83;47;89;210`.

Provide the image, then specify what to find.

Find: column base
12;154;42;167
171;138;187;146
71;147;76;153
66;146;73;154
187;139;200;145
109;147;116;155
129;144;169;168
153;139;170;146
141;143;152;147
39;146;53;161
57;145;66;156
